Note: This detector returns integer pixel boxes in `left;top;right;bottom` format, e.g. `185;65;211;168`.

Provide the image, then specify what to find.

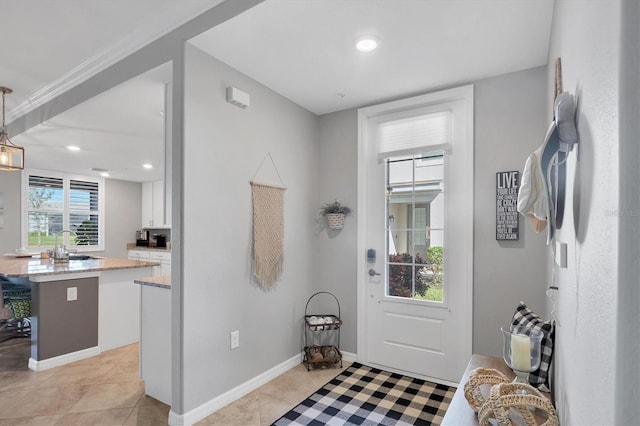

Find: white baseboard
341;350;357;363
168;352;303;426
28;346;101;371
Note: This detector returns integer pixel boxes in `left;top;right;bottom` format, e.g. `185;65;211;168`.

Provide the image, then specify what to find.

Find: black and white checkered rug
273;362;455;425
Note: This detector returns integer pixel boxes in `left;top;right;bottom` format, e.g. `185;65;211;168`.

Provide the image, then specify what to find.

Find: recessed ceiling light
67;145;80;151
143;163;153;169
100;172;110;177
355;36;380;53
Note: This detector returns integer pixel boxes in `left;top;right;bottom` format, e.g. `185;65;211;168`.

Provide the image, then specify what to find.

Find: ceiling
12;64;171;182
4;0;224;182
190;0;555;115
4;0;555;182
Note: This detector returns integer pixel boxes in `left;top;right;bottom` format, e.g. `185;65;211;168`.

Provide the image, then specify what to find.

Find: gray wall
183;43;319;411
0;172;22;253
314;109;358;354
616;1;640;423
473;66;548;356
314;67;548;357
179;51;549;414
0;175;141;258
1;2;274;416
546;1;634;424
103;179;142;258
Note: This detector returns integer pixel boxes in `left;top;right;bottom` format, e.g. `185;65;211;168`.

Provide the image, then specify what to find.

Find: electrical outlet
230;330;240;350
67;287;77;301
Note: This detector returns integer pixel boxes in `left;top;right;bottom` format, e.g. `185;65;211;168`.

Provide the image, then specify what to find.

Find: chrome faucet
53;230;77;262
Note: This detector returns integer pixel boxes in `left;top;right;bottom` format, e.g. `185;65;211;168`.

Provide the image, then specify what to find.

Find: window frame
22;169;105;251
386;154;445;302
368;92;470;308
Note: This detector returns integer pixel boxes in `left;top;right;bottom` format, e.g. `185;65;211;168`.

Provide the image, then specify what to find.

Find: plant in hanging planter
320;199;352;230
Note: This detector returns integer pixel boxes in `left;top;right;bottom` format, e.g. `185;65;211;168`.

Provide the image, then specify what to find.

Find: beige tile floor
196;362;350;426
0;338;349;425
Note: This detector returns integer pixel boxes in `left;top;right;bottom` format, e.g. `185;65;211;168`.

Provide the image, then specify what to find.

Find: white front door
357;86;474;384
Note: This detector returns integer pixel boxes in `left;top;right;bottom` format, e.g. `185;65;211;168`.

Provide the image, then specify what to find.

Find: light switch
230;330;240;349
556;242;567;268
67;287;78;301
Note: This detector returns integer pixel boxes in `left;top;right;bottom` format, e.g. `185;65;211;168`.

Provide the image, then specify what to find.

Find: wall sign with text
496;171;519;240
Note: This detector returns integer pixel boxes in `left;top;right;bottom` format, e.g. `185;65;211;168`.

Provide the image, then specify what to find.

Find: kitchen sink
68;255;95;260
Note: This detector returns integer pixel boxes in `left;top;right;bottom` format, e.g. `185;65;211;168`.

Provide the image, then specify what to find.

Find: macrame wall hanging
250;153;286;288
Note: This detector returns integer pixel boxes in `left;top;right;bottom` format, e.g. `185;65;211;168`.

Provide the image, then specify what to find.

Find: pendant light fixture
0;86;24;171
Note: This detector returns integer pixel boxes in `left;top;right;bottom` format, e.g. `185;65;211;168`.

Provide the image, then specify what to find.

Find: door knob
368;269;380;277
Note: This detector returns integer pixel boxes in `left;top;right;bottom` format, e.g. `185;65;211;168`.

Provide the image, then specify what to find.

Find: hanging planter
320;199;352;230
326;213;346;230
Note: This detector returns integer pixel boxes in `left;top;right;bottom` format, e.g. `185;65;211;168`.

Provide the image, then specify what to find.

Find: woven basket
478;382;559;426
304;345;342;368
464;368;511;412
326;213;346;230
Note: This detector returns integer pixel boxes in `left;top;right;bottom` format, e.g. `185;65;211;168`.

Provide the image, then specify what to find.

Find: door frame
356;86;474;375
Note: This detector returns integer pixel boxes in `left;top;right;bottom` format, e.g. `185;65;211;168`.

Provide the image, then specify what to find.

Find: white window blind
70;180;100;246
377;110;451;158
24;170;104;250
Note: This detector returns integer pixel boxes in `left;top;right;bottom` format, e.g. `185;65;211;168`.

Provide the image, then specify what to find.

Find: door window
386;153;444;302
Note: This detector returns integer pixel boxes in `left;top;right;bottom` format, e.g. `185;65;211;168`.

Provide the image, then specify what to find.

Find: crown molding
7;1;223;123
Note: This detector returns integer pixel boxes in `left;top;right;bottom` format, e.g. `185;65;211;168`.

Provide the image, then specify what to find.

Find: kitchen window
23;170;104;251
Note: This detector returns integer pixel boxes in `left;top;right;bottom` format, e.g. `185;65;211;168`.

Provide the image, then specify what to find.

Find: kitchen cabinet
98;269;144;352
128;249;171;278
135;277;171;405
141;180;166;228
149;251;171;277
127;250;149;261
141;283;171;404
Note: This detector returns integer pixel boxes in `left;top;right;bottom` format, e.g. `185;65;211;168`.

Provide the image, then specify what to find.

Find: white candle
510;333;531;371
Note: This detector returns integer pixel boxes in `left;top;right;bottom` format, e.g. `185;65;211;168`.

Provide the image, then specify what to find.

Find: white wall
546;1;623;423
183;43;319;411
